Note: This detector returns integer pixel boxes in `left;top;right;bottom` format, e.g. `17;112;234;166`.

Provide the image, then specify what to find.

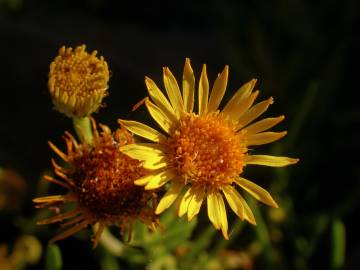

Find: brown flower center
70;131;150;219
166;113;247;190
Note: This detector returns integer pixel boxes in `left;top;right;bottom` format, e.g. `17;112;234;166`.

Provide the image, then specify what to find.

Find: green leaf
99;249;121;270
179;225;216;270
146;217;197;252
45;244;62;270
331;218;346;270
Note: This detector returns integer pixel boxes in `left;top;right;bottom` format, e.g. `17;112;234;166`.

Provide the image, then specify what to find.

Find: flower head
48;45;110;117
33;119;158;247
120;59;298;239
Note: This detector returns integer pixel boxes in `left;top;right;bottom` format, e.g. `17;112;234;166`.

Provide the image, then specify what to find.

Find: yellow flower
120;59;298;239
33;119;158;247
48;45;110;118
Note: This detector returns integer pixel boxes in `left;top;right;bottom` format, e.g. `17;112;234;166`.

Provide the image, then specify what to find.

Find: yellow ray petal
215;192;229;239
236;192;256;225
50;220;90;243
163;67;184;115
246;131;287;146
144;169;177;190
198;64;209;115
222;185;245;220
245;155;299;167
207;191;229;239
207;192;220;229
187;188;205;221
155;179;184;214
32;195;67;204
37;208;81;225
145;76;177;120
178;188;193;217
143;158;168;170
224;91;259;122
234;177;278;208
182;58;195;113
134;169;176;186
145;99;176;133
237;97;274;129
207;65;229;112
120;143;165;161
243;115;285;134
222;79;257;116
119;120;167;143
48;141;68;162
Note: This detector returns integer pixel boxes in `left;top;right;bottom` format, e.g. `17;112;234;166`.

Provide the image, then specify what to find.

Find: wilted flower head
48;45;110;117
120;58;298;239
33;119;158;247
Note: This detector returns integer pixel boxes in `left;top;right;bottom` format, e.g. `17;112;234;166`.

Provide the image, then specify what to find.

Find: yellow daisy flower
33;119;159;247
120;59;298;239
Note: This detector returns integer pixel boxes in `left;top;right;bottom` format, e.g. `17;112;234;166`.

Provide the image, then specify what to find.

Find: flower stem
72;116;93;144
93;225;125;257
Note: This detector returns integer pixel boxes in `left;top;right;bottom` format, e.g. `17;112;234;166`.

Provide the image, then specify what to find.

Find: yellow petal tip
248;219;257;226
155;207;164;215
134;179;147;186
272;200;279;208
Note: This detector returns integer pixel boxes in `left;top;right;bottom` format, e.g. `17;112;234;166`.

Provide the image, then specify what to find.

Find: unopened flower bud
48;45;110;117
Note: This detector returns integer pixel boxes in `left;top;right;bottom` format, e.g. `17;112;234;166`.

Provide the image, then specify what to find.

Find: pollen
48;45;110;117
166;113;247;190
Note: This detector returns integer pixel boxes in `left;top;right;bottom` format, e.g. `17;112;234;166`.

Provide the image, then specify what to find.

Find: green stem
98;227;125;257
331;218;346;270
72;116;93;144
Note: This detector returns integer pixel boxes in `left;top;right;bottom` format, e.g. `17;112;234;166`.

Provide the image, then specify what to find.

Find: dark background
0;0;359;269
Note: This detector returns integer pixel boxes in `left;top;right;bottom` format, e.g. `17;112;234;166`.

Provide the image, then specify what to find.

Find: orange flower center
70;131;150;219
166;113;247;190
